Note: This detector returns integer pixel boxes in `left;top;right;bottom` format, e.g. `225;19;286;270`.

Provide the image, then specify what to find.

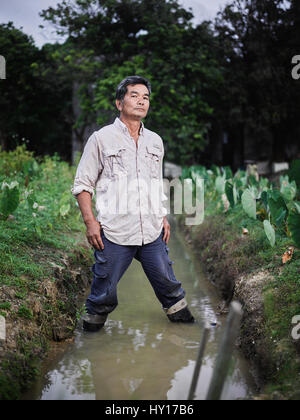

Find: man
71;75;194;332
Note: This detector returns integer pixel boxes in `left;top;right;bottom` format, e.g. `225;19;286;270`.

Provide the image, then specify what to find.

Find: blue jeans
86;228;186;316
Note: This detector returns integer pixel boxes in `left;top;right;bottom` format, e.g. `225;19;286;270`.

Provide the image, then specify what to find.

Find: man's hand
76;191;104;251
86;220;104;250
162;216;171;244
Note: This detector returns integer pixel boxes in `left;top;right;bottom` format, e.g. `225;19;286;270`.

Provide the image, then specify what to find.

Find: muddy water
23;223;257;400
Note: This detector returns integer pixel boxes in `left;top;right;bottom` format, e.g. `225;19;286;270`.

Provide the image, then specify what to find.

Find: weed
17;305;33;320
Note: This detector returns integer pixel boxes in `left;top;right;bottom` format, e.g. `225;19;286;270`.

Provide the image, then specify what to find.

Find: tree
0;23;40;151
213;0;300;166
41;0;223;165
0;23;73;160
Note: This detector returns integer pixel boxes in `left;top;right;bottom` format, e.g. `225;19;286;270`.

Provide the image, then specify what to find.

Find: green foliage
263;220;276;247
182;163;300;249
17;305;33;320
0;145;37;176
76;303;87;321
214;0;300;165
225;182;235;209
0;23;72;159
215;175;226;195
241;189;257;220
0;182;20;219
267;190;288;227
0;302;11;311
40;0;223;165
0;145;81;249
280;176;297;202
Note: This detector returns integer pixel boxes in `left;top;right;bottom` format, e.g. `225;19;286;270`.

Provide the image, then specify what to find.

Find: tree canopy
40;0;223;164
1;0;299;166
213;0;300;163
0;22;72;159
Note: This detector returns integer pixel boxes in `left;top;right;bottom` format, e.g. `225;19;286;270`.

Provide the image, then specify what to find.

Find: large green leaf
267;190;288;223
215;176;226;195
288;212;300;248
211;165;221;177
294;202;300;214
274;208;287;227
264;220;276;247
241;189;256;219
224;166;233;180
225;181;235;208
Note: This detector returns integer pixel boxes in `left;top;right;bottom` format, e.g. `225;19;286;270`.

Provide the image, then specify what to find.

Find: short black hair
116;76;151;101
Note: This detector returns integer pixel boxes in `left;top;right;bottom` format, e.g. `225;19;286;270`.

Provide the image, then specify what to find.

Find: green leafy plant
267;190;288;227
0;181;20;220
58;192;72;218
182;163;300;248
17;304;33;320
241;189;257;220
76;303;87;321
225;181;238;209
280;175;297;202
263;220;276;247
215;175;226;195
0;302;11;311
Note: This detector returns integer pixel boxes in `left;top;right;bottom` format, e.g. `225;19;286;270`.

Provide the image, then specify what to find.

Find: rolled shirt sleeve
71;133;103;199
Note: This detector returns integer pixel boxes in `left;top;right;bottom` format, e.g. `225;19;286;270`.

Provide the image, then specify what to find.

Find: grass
0;149;86;287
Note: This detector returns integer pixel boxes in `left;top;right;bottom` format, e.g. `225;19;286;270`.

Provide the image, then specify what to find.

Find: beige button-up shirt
71;117;167;245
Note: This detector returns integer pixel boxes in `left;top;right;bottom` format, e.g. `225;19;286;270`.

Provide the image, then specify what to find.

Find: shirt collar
114;117;145;137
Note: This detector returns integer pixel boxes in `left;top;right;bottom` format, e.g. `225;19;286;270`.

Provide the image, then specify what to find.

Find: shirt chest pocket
145;145;162;178
103;147;127;178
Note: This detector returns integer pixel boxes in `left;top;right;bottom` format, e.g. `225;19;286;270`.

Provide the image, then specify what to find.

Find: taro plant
241;188;257;220
182;162;300;249
263;219;276;248
280;175;297;202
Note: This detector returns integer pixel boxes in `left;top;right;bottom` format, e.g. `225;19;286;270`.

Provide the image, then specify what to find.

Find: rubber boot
165;298;195;323
167;306;195;323
82;313;107;332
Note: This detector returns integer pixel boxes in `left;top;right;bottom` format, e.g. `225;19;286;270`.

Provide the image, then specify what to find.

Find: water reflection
23;224;256;400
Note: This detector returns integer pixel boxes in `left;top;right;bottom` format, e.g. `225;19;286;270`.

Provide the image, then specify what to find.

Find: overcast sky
0;0;230;48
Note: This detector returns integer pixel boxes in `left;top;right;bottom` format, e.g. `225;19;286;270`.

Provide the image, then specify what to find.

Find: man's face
116;84;150;120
